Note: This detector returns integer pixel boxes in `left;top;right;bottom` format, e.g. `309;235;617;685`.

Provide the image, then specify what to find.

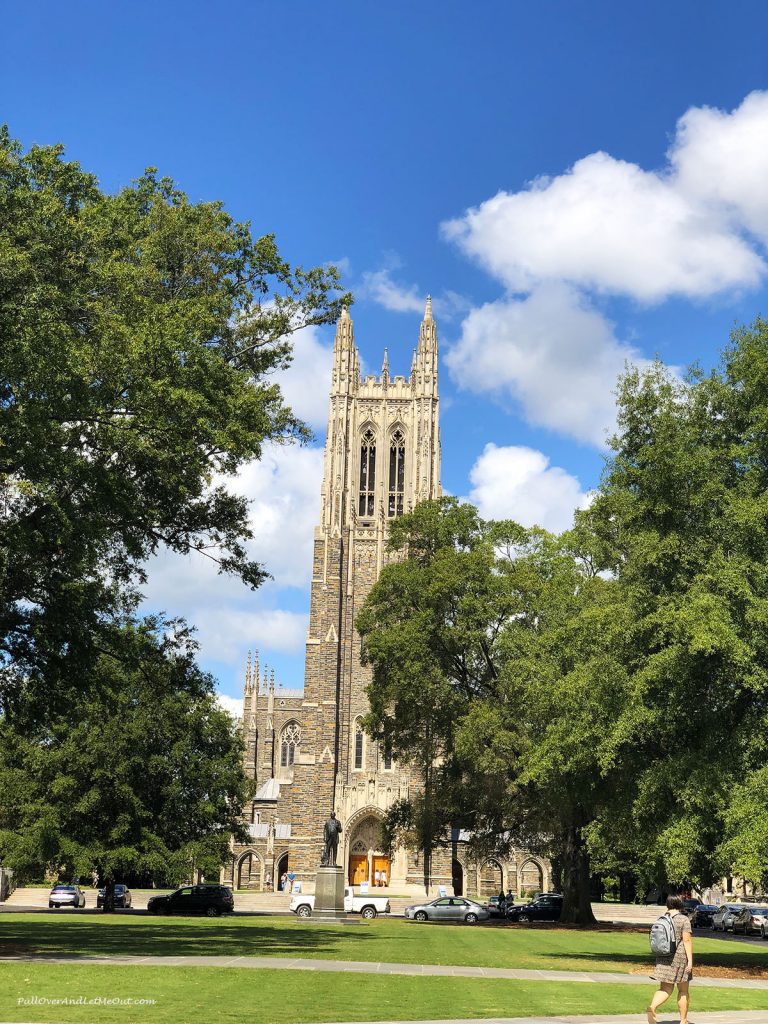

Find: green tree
357;498;521;890
357;498;624;922
583;322;768;893
0;617;251;908
0;129;350;711
454;523;627;924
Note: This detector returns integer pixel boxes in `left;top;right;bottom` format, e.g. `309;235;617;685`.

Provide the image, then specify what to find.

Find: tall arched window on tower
388;429;405;517
353;718;365;770
359;429;376;517
280;721;301;767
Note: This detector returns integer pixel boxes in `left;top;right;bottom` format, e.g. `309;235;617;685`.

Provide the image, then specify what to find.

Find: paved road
0;889;665;923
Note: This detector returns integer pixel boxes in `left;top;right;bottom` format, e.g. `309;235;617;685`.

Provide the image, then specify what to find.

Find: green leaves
0;618;251;884
0;129;350;710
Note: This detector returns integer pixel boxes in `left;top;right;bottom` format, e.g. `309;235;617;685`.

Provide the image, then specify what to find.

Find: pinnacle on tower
332;305;357;394
381;347;389;384
417;294;438;355
411;295;438;394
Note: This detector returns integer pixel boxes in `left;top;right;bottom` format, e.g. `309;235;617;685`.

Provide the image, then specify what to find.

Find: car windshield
53;885;75;891
749;908;768;914
698;905;717;911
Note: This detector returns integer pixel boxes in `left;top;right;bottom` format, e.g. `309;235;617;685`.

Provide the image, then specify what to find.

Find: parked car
404;896;490;924
506;893;563;923
732;906;768;937
691;904;718;928
711;903;742;931
290;886;390;919
96;884;132;909
484;895;506;918
681;898;700;918
48;884;86;909
147;884;234;917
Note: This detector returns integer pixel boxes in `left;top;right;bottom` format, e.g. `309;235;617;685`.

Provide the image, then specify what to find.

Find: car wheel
465;912;478;924
296;905;312;918
360;906;377;920
762;925;767;940
414;911;428;922
205;906;220;918
48;902;53;908
518;913;530;923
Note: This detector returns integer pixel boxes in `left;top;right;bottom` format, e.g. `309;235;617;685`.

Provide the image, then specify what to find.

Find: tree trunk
559;824;597;925
101;875;116;913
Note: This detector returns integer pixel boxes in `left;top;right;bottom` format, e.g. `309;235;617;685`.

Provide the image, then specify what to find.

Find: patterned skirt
654;942;690;985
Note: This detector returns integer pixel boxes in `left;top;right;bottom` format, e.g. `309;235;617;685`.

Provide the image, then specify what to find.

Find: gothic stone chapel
226;301;549;899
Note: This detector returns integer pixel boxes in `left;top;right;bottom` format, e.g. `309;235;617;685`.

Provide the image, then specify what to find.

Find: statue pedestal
313;865;347;920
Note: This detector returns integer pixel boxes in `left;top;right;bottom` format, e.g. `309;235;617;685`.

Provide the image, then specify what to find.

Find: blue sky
5;1;768;710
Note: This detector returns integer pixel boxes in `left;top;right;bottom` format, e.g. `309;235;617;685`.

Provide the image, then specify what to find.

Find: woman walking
647;895;694;1024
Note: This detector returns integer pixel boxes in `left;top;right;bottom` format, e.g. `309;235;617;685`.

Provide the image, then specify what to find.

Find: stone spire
413;295;438;395
381;347;389;386
331;306;357;395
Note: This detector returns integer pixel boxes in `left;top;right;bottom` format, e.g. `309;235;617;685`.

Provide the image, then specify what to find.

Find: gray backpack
649;912;679;956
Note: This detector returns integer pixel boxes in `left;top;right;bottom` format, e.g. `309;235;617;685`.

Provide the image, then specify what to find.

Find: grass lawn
1;963;768;1024
2;913;767;975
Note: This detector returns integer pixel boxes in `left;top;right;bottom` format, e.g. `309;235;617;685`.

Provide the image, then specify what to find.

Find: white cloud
142;443;323;667
236;444;324;589
360;266;469;320
446;283;647;447
277;326;333;431
441;93;768;446
467;443;591;534
193;606;308;665
442;92;768;302
216;692;243;720
673;91;768;243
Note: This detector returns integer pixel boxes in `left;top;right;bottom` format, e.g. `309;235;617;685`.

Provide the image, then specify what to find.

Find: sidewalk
324;1016;768;1024
2;953;768;990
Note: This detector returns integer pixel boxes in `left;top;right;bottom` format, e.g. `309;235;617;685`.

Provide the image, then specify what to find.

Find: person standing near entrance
380;867;387;888
374;869;380;887
647;895;693;1024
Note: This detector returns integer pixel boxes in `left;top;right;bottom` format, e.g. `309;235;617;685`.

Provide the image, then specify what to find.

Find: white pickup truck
289;886;390;919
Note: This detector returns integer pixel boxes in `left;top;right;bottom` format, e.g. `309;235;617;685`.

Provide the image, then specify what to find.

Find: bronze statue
321;811;343;867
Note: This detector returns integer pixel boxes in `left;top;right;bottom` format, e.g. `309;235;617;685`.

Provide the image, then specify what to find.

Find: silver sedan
404;896;490;924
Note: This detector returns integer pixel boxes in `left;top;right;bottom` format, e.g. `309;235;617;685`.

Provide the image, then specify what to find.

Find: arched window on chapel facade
280;721;301;768
388;429;405;517
359;429;376;517
353;718;365;770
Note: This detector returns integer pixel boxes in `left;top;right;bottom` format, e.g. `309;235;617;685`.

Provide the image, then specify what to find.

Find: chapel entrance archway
236;850;262;890
277;852;289;890
346;811;389;887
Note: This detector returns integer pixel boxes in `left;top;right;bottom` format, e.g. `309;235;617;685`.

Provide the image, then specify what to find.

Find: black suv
506;893;563;922
147;884;234;917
